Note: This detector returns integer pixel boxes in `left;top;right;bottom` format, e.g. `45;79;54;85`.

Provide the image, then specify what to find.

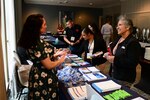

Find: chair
14;51;32;100
17;46;30;64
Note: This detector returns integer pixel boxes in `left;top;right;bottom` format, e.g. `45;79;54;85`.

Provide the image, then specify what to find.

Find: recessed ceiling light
89;2;93;6
64;0;68;3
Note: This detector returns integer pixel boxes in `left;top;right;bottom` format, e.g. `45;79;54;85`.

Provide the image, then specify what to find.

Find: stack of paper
74;60;85;63
79;67;91;74
68;54;78;58
79;67;99;74
131;97;145;100
78;61;90;66
71;57;83;61
87;67;99;72
86;84;105;100
68;85;87;100
64;62;79;67
68;85;105;100
92;80;121;93
83;72;107;81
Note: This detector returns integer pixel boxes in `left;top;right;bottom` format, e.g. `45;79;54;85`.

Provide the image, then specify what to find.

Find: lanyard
88;40;94;53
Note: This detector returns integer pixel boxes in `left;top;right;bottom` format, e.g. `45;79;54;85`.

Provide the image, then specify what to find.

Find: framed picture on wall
59;11;74;28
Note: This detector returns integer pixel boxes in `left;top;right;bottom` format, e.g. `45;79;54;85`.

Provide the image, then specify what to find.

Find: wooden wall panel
121;0;150;28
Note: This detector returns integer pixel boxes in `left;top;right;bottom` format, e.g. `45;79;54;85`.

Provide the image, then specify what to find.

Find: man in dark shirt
63;19;82;55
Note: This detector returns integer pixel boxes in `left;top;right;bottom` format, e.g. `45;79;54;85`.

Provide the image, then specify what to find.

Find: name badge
87;53;92;59
71;37;75;41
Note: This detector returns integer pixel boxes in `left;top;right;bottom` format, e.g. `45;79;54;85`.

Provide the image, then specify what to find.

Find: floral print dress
28;39;58;100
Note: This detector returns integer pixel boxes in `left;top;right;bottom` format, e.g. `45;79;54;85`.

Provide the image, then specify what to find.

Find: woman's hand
70;42;74;46
103;52;114;63
54;48;67;57
59;53;67;63
41;52;67;69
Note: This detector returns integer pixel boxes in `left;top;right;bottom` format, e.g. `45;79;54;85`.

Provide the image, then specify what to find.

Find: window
1;0;16;94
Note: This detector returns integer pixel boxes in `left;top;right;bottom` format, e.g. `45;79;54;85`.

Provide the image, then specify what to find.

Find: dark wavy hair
89;23;103;38
82;23;102;38
82;25;95;36
17;14;44;49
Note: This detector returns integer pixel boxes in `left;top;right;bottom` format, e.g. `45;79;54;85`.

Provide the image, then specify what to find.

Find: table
41;34;68;48
58;55;146;100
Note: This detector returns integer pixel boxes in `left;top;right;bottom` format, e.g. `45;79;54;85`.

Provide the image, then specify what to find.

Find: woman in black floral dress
17;14;67;99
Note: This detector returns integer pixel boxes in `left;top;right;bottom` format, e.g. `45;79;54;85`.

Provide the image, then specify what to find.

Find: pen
72;87;79;97
80;85;84;92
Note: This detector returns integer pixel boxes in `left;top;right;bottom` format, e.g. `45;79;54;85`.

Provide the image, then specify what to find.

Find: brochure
87;66;99;73
68;85;87;100
83;72;107;81
79;66;99;74
79;67;91;74
92;80;121;93
68;84;105;100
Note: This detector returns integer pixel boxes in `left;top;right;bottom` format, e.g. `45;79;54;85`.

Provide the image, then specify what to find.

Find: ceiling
24;0;121;8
